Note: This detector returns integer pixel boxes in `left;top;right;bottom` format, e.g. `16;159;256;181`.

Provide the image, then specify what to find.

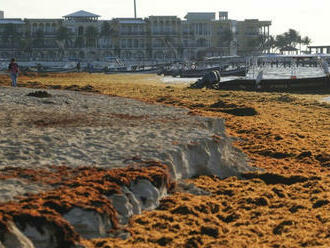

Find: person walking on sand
76;62;81;72
8;58;19;87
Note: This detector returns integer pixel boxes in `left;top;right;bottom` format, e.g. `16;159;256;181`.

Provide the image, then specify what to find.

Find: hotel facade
0;10;271;62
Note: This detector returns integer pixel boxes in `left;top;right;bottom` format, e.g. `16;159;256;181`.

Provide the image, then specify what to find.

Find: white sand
0;178;50;203
0;86;253;202
161;76;199;84
0;87;211;167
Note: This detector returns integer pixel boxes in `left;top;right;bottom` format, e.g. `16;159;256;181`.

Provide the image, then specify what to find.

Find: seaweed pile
0;162;174;248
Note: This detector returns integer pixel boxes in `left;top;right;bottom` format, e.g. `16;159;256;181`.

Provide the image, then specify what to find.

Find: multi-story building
0;10;271;62
236;19;271;55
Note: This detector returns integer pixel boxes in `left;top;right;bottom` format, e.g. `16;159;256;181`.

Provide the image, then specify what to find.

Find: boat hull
218;76;330;92
179;67;247;78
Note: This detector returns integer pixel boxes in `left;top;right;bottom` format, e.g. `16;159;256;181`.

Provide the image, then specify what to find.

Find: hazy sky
1;0;329;45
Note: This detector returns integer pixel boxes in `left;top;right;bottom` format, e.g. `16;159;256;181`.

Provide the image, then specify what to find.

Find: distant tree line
0;22;110;50
1;22;313;57
263;29;312;54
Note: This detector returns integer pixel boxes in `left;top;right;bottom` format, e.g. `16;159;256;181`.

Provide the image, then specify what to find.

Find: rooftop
185;12;216;21
63;10;100;18
0;19;25;25
115;18;145;24
308;45;330;48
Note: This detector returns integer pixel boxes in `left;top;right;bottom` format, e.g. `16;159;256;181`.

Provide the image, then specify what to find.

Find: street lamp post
134;0;137;18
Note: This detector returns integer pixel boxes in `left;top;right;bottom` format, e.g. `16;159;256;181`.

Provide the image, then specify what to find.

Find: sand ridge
0;86;224;169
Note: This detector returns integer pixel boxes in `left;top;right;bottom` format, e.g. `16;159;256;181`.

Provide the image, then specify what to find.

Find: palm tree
302;36;312;54
162;36;178;59
246;35;264;54
74;36;84;48
100;21;111;48
33;29;45;48
264;35;276;53
21;31;33;58
275;34;289;52
1;24;21;49
100;22;111;36
220;28;233;47
56;26;71;48
85;26;99;48
288;29;301;48
273;29;311;54
302;36;312;46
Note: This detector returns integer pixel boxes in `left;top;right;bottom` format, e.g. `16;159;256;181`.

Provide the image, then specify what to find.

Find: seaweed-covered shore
0;73;329;248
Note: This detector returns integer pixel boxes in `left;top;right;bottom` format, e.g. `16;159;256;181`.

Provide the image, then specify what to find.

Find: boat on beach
189;55;330;92
217;75;330;91
178;66;247;78
105;65;161;74
189;64;330;92
158;65;247;78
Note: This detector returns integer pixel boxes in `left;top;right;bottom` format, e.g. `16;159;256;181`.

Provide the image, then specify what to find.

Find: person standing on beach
8;58;19;87
76;62;81;72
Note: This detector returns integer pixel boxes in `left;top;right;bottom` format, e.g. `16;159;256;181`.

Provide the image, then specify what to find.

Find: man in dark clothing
76;62;81;72
8;58;19;87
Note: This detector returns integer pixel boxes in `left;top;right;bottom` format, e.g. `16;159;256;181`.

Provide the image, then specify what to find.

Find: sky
1;0;329;45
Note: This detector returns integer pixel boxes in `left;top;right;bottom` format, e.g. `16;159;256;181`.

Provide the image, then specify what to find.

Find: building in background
236;19;271;56
0;10;271;62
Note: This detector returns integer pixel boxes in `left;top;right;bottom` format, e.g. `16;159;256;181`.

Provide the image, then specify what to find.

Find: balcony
151;31;179;36
119;32;146;36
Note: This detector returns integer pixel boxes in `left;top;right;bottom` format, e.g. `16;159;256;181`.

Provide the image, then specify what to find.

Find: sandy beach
0;73;329;248
0;86;251;175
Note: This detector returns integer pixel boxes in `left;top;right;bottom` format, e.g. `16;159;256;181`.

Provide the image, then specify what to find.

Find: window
78;26;84;36
51;23;56;32
121;39;127;48
39;23;44;32
46;23;51;33
139;39;144;48
32;23;38;33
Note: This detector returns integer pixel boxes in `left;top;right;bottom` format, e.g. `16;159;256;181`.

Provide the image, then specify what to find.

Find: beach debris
155;237;173;246
242;172;320;185
273;220;294;235
0;163;174;247
315;152;330;167
207;100;258;116
26;91;52;98
215;107;258;116
312;199;329;209
200;226;219;238
188;70;221;89
63;84;99;93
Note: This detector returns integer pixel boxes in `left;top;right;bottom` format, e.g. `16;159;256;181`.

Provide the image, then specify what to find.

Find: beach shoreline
0;73;329;248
